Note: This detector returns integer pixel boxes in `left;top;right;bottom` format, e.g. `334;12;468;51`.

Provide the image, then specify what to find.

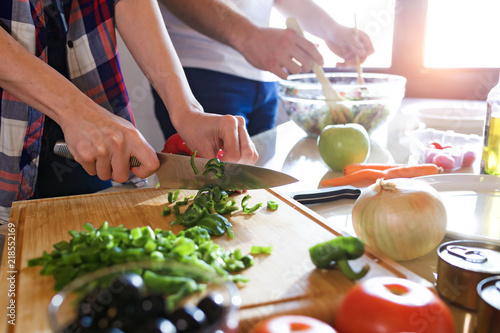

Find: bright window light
270;0;394;68
424;0;500;68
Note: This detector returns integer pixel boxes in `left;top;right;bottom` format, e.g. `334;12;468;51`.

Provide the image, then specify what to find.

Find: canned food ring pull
446;245;488;263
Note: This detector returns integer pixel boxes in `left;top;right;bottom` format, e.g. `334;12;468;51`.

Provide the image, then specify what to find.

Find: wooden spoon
286;17;349;124
354;14;365;84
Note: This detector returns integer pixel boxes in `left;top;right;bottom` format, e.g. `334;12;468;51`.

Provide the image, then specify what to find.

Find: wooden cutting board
0;187;429;332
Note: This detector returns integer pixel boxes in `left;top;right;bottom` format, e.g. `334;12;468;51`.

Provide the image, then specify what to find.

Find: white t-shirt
159;0;278;82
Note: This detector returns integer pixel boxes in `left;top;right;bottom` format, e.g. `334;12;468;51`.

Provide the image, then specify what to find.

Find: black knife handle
53;140;141;167
288;186;362;205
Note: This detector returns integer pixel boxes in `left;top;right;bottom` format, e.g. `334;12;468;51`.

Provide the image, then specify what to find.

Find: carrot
321;164;441;187
321;169;385;187
343;163;405;176
383;164;441;178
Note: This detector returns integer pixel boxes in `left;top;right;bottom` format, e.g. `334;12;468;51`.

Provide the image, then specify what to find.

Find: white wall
117;34;165;152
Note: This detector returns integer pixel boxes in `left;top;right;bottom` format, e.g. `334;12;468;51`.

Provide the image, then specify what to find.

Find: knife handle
287;186;361;205
53;140;141;167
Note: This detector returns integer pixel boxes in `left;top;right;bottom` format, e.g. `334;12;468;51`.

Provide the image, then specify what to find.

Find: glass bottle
480;72;500;175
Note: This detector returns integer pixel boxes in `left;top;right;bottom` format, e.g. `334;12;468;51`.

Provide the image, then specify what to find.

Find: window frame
328;0;499;100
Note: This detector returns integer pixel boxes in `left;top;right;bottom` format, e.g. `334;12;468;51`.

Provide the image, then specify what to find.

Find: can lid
477;276;500;310
439;241;500;274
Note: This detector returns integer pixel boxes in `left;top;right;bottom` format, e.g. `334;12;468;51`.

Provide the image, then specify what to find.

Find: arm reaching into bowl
275;0;374;69
159;0;374;79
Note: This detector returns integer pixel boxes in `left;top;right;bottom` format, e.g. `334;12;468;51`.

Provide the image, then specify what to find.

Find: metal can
476;275;500;333
436;240;500;310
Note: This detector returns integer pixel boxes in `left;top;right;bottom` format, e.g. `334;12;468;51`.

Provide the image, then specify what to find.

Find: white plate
402;101;486;135
417;174;500;244
312;174;500;244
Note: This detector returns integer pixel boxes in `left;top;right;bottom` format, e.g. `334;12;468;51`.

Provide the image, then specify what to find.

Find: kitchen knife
53;141;298;190
287;186;362;205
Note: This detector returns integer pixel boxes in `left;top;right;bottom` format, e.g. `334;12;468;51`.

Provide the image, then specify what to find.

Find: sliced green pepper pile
159;153;279;238
165;185;266;238
27;222;254;291
309;236;370;280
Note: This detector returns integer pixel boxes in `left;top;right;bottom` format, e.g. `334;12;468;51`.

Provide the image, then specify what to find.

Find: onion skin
352;178;447;261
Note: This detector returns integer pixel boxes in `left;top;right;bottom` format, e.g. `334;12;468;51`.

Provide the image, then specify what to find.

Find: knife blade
287;186;362;205
53;141;298;190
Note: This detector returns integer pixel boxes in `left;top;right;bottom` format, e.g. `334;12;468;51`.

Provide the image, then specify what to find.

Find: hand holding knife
54;141;298;190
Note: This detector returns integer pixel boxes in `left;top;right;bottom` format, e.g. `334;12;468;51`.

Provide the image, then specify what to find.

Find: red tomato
424;149;438;163
162;133;194;156
162;133;225;159
334;277;455;333
432;153;457;171
250;315;337;333
462;150;477;167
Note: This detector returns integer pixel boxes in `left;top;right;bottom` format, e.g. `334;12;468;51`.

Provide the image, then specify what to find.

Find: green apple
317;123;370;172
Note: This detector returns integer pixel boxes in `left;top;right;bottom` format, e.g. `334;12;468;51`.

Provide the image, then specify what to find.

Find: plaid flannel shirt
0;0;136;222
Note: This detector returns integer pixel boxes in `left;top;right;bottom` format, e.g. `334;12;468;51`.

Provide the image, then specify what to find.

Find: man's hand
173;112;259;165
60;106;159;183
274;0;375;70
237;27;324;80
325;24;374;68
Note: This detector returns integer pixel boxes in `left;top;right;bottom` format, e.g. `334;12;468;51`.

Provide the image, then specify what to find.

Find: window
271;0;500;100
424;0;500;68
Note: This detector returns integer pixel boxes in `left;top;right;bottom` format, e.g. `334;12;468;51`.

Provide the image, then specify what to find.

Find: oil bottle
480;73;500;175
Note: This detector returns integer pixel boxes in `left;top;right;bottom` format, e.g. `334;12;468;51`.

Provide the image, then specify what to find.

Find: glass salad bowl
48;261;241;333
278;73;407;137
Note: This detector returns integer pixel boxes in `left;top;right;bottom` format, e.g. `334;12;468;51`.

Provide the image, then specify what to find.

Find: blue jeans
153;68;279;140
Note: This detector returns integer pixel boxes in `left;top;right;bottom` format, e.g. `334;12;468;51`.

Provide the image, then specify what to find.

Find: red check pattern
0;0;135;222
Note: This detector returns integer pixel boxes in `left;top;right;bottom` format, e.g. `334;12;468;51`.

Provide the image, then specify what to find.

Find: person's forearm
116;0;258;164
116;0;205;127
274;0;340;41
158;0;256;54
0;26;160;182
0;27;92;126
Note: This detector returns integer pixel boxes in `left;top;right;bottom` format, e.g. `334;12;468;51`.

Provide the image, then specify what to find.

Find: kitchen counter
0;97;492;332
250;98;491;333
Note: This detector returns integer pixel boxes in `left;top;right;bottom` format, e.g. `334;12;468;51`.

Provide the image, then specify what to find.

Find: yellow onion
352;178;447;261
